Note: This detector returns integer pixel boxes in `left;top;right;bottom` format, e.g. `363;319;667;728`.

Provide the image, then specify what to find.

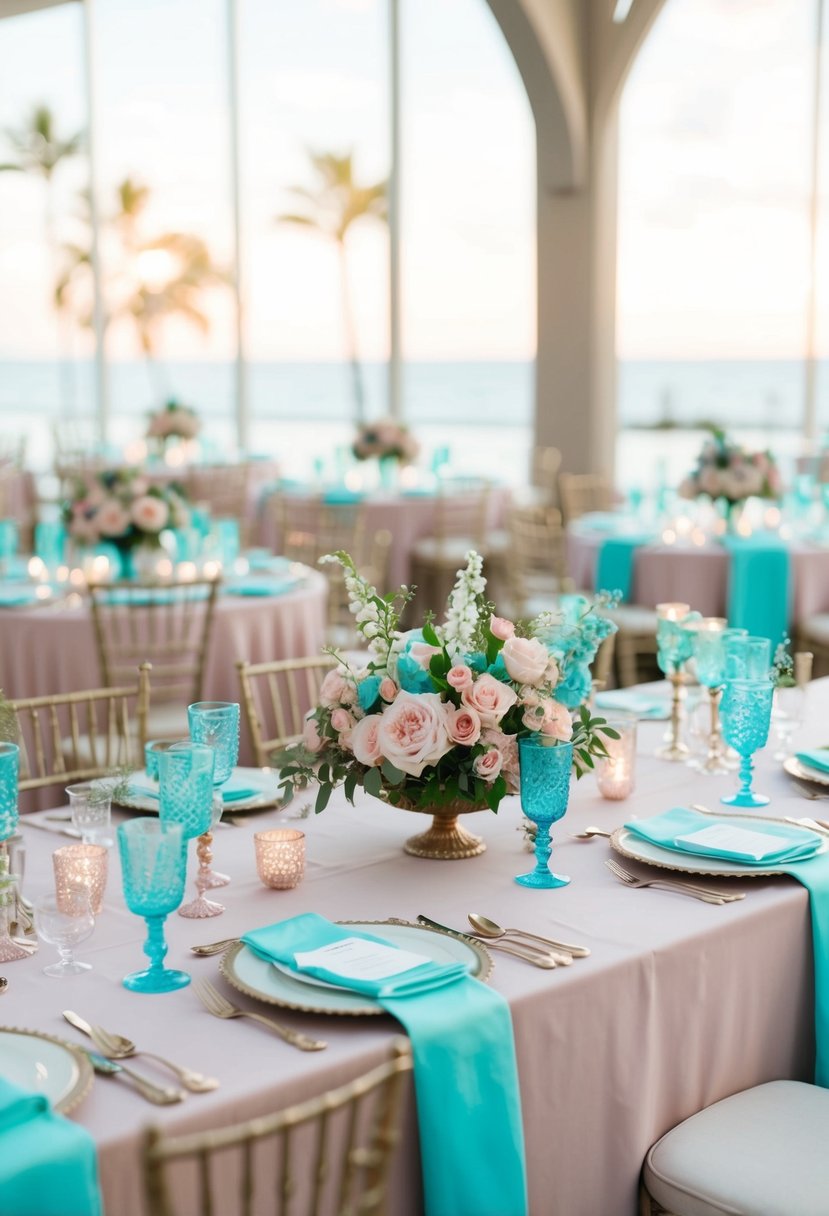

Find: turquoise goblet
516;737;573;889
0;743;29;964
118;819;189;993
187;701;240;890
158;742;222;919
720;678;774;808
690;621;743;775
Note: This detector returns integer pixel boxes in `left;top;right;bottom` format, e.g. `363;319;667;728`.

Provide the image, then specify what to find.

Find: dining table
5;678;829;1216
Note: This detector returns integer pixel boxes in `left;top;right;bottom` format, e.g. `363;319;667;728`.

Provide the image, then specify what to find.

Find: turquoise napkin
223;579;297;597
595;534;652;603
0;586;40;607
595;690;668;719
623;807;821;865
242;913;528;1216
0;1077;101;1216
322;489;364;504
129;777;258;803
724;534;790;647
795;750;829;774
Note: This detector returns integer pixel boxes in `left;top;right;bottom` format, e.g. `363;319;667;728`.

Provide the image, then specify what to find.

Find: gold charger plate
114;766;285;816
220;919;493;1017
783;755;829;788
610;810;828;879
0;1026;94;1114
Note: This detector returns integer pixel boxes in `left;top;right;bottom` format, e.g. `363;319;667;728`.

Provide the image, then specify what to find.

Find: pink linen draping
0;467;37;523
567;525;829;620
5;683;825;1216
257;488;512;588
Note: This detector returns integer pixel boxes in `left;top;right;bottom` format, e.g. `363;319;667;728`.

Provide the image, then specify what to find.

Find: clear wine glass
772;684;805;762
34;889;94;977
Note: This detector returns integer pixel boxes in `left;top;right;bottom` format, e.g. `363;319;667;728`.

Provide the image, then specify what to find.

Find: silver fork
192;978;327;1051
605;859;740;904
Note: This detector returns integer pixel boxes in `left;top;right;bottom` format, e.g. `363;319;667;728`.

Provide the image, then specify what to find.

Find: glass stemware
720;678;774;808
655;606;699;761
118;819;189;993
0;743;30;963
34;889;94;977
158;742;222;919
516;737;573;889
690;622;745;774
187;701;240;889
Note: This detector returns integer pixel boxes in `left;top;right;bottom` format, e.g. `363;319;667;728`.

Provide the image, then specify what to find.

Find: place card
294;937;431;981
676;823;803;861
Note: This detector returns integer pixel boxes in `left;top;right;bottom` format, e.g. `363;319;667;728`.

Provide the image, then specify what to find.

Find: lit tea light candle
661;528;677;545
154;556;173;579
656;602;690;621
53;844;108;915
55;565;69;583
254;829;305;889
764;506;782;529
596;716;637;801
69;567;86;588
202;560;221;581
345;469;363;491
27;556;47;581
177;561;197;582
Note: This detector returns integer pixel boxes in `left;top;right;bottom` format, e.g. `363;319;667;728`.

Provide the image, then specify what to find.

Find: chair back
186;465;251;540
506;504;567;619
88;578;218;707
8;664;151;791
142;1039;413;1216
557;473;615;524
431;481;491;550
273;496;366;567
530;446;562;502
237;655;337;766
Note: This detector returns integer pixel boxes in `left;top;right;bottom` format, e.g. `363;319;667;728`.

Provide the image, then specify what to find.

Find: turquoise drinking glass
158;742;222;919
516;737;573;889
0;743;28;964
118;819;189;993
187;701;240;890
723;635;771;681
720;678;774;808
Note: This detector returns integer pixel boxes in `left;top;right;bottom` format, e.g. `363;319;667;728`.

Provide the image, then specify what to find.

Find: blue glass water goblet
723;635;771;681
516;737;573;889
655;607;699;761
187;701;240;889
118;818;189;993
0;743;29;963
689;618;735;774
158;742;223;920
720;678;774;808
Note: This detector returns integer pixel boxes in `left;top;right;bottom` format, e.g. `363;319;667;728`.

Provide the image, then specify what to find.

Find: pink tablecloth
567;525;829;620
5;680;825;1215
257;488;511;589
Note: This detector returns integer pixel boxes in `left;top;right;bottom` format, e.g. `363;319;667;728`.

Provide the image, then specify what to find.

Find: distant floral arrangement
146;399;201;442
62;467;190;550
278;551;617;814
678;428;783;505
352;419;419;464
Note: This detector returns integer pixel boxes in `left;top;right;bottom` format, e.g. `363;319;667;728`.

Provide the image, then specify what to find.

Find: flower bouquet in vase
278;551;618;861
678;427;783;529
146;399;202;460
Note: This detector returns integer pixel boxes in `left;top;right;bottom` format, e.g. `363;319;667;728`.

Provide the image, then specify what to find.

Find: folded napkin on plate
624;807;822;865
223;578;297;597
0;1077;101;1216
242;913;527;1216
128;776;258;803
795;750;829;774
595;689;668;719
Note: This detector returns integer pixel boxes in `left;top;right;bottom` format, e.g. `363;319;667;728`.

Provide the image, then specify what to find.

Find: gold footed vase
388;796;488;861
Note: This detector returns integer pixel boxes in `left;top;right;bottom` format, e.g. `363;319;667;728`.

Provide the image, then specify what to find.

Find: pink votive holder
254;829;305;890
596;714;637;801
53;844;108;915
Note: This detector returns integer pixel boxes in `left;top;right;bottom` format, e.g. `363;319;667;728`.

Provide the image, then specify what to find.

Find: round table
566;518;829;620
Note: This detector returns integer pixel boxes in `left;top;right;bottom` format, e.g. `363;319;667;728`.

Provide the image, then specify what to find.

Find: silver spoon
0;977;8;993
569;825;612;840
467;913;590;959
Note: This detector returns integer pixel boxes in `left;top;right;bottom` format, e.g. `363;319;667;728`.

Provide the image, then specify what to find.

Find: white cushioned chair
641;1080;829;1216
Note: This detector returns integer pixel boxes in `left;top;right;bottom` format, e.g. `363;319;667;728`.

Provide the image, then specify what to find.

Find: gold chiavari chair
409;480;495;617
9;664;151;793
505;503;569;620
556;472;616;524
237;655;337;766
530;445;562;504
186;464;252;544
142;1039;412;1216
87;578;219;739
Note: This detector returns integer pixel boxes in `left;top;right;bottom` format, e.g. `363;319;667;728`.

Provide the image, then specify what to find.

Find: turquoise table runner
0;1078;101;1216
723;534;790;646
625;809;829;1087
243;913;528;1216
595;535;652;603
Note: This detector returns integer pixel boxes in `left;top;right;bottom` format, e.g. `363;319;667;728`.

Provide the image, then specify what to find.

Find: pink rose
302;714;324;754
489;614;515;641
375;692;451;777
131;494;169;533
473;749;503;782
501;636;550;686
461;673;518;727
379;677;397;702
408;641;443;670
350;714;382;766
522;697;573;742
95;499;131;538
482;728;519;791
544;657;560;686
444;705;482;746
330;708;354;734
447;665;474;691
319;668;356;708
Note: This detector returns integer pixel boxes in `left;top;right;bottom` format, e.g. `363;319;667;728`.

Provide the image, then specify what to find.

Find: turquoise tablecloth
723;533;791;647
595;534;654;602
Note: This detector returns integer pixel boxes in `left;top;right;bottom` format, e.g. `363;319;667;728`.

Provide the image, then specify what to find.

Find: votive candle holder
254;829;306;890
595;714;637;800
53;844;108;915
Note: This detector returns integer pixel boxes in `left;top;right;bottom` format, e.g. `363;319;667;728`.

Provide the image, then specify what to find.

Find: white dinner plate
783;755;829;788
610;816;829;878
221;920;493;1017
0;1027;93;1114
115;767;284;816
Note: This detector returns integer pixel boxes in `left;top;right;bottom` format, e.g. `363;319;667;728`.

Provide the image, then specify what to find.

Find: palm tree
0;104;83;411
277;150;387;425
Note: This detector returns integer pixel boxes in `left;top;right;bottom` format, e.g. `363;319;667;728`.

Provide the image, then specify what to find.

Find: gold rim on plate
783;755;829;788
0;1026;94;1114
220;919;493;1017
113;767;285;816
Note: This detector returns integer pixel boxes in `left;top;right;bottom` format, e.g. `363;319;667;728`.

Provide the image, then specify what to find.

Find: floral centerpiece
279;551;617;859
678;427;783;507
146;399;202;444
62;467;190;574
351;418;419;465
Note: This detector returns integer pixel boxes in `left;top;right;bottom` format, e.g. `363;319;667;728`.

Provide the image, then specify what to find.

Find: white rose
501;636;550;686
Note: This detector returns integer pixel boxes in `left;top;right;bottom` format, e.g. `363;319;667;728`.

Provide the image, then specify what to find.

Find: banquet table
257;486;512;589
5;680;828;1216
567;517;829;620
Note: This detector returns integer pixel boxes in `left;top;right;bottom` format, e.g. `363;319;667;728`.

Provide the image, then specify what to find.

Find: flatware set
605;858;744;903
192;978;328;1051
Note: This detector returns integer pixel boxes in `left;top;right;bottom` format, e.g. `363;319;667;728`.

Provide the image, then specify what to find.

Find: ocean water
1;357;826;491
